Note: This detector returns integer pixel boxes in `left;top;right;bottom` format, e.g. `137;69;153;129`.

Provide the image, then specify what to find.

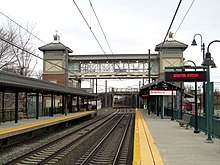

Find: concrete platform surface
0;111;95;139
141;110;220;165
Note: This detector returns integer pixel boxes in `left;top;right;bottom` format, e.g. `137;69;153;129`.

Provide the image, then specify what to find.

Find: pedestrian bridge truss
68;54;159;79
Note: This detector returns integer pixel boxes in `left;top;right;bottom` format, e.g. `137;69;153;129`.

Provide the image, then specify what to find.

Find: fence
173;110;220;139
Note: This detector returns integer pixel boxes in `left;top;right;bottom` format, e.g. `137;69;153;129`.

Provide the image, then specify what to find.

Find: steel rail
4;110;118;165
113;114;132;165
79;113;133;165
79;114;126;164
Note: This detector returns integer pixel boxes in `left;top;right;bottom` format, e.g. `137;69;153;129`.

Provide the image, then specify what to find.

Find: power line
0;34;128;89
0;11;93;78
0;35;80;78
0;11;46;44
88;1;128;87
73;0;127;87
72;0;106;54
174;0;195;37
159;0;183;53
0;13;126;88
0;12;78;77
1;3;127;89
89;0;113;54
89;0;128;86
72;1;124;86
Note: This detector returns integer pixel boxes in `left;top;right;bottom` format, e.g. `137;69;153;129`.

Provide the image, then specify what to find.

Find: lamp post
184;60;199;133
171;85;174;120
191;34;206;114
164;65;214;141
198;84;202;113
202;40;219;142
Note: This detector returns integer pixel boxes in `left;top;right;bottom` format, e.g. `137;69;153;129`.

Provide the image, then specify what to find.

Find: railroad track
4;109;134;165
75;113;134;165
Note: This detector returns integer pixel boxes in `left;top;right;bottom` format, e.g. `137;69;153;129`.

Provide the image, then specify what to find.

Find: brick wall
43;74;65;85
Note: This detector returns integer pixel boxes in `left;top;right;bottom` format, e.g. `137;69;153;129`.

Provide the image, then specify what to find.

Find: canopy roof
155;40;188;51
140;78;182;91
39;42;73;53
0;71;96;98
140;77;194;98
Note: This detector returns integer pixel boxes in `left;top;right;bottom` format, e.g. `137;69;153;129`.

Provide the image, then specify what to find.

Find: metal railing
173;110;220;139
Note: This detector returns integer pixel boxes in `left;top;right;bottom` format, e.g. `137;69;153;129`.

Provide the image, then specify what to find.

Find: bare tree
32;69;43;79
0;23;17;68
0;22;38;77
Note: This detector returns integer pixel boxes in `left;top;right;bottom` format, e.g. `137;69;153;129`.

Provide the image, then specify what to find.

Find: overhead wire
143;0;182;86
0;35;80;78
159;0;183;53
73;0;119;82
73;0;129;89
1;2;156;89
0;9;124;91
0;11;46;44
89;0;126;86
0;11;93;78
89;0;113;54
88;1;157;86
72;0;106;54
173;0;196;37
0;15;80;78
0;9;126;89
0;10;125;89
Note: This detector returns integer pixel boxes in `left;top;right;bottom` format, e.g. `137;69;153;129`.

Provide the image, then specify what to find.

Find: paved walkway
141;110;220;165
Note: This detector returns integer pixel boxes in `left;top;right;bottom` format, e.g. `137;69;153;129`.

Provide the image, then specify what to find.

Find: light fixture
191;39;197;46
202;40;220;68
202;52;216;68
162;83;168;89
183;61;192;69
183;60;196;69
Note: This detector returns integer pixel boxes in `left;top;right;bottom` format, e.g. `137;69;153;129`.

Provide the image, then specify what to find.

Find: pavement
141;110;220;165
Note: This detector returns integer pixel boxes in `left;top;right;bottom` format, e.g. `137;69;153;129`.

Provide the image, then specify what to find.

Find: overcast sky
1;0;220;91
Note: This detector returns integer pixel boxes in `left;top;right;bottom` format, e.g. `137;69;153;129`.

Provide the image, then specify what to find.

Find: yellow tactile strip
0;111;95;139
133;109;163;165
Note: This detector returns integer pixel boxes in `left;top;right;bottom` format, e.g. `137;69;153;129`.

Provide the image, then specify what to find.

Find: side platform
133;109;163;165
0;111;96;146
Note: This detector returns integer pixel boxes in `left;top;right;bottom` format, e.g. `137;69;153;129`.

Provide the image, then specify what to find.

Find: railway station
0;34;220;165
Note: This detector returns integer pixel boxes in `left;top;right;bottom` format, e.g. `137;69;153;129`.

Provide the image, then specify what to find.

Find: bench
176;114;192;129
18;112;28;119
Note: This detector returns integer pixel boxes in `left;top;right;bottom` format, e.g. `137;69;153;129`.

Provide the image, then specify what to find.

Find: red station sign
165;71;207;82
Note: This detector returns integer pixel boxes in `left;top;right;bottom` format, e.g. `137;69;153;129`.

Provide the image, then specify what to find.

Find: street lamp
202;40;219;68
191;34;206;114
198;84;202;113
202;40;219;142
171;85;174;121
184;60;199;133
191;34;205;59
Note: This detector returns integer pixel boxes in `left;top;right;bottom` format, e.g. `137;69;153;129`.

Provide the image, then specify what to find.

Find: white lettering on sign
150;90;176;96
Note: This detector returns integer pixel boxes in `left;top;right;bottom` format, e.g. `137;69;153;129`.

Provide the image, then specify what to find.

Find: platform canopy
140;78;182;91
140;78;194;98
0;71;96;98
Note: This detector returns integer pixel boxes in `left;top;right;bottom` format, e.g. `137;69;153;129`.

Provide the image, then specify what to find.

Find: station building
139;36;189;119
